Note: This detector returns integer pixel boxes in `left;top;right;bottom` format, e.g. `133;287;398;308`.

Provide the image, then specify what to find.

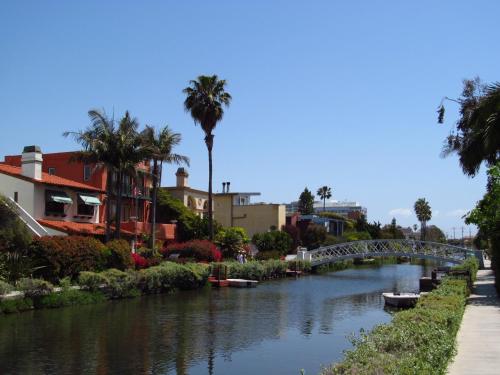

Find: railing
6;197;49;237
300;239;475;266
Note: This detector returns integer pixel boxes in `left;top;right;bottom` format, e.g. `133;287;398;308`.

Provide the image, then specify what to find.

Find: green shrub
38;289;105;308
138;262;207;293
452;257;479;283
17;278;54;298
0;280;14;295
301;224;327;250
101;269;139;299
0;297;33;313
255;250;282;260
29;236;107;282
215;227;250;258
105;239;133;270
323;278;469;374
252;231;293;255
78;271;109;291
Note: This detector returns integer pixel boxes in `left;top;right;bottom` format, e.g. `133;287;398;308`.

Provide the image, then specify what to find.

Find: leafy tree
141;125;189;248
183;75;232;240
414;198;432;240
0;195;33;282
425;225;446;243
301;224;327;250
252;231;292;255
298;188;315;215
283;224;301;251
355;215;381;239
466;163;500;289
380;218;405;239
317;186;332;211
215;227;249;258
438;77;500;176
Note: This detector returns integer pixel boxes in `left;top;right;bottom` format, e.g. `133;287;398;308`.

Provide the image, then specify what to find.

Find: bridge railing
307;239;471;266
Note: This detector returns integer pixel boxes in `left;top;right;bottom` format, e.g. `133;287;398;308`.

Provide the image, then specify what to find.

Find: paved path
448;260;500;375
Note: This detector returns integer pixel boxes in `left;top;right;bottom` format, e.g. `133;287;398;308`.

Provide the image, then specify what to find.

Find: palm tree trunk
323;197;326;211
115;171;123;239
206;135;214;240
105;169;112;242
149;159;158;249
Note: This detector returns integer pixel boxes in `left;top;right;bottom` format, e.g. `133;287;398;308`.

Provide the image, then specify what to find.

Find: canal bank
448;260;500;375
0;264;432;374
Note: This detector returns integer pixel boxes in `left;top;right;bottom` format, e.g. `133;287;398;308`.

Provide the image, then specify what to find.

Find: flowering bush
132;253;148;269
29;236;107;281
163;240;222;262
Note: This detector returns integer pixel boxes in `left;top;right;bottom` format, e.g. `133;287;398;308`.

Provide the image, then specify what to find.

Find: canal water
0;263;434;375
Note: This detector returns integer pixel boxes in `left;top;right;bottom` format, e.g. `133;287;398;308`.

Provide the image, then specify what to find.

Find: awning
47;191;73;204
78;194;101;206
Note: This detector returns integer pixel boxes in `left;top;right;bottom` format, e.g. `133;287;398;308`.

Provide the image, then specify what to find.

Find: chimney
226;181;230;192
21;145;43;180
222;182;226;193
175;167;189;188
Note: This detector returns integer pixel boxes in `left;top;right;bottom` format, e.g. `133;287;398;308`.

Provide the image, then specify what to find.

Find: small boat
382;292;420;308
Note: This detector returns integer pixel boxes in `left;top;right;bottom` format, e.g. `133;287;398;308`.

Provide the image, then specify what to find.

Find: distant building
285;200;367;220
163;168;209;217
163;169;286;237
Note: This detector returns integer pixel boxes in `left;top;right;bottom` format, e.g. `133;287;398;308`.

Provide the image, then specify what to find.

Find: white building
0;146;104;236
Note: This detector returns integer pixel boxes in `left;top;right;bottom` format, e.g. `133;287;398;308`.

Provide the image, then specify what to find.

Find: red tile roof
0;164;103;192
38;220;134;236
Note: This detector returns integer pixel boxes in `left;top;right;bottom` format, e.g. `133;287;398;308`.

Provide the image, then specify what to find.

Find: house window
83;165;91;181
77;194;101;217
77;203;94;216
14;192;18;203
45;190;72;216
48;167;56;175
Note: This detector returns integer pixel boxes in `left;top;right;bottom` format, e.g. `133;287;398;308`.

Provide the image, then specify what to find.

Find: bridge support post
297;249;312;262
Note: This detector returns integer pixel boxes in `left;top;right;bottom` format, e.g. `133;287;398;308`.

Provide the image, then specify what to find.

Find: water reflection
0;263;435;375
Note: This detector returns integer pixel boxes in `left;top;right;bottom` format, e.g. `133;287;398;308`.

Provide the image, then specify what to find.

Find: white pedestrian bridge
297;239;484;269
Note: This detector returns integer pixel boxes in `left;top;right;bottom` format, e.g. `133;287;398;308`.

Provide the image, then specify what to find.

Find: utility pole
452;227;456;240
461;227;465;247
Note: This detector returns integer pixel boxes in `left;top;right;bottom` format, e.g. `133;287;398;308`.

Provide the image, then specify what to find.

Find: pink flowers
132;253;148;269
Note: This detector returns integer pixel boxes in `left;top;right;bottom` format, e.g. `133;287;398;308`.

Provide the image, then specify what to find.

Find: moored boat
382;292;420;308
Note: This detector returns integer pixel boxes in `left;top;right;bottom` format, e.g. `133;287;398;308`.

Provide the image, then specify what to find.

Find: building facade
1;146;174;241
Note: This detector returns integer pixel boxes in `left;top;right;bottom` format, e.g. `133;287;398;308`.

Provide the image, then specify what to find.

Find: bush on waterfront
314;260;352;273
252;231;292;255
211;259;312;280
101;269;140;299
451;257;479;283
17;278;54;298
0;297;34;313
78;271;109;291
0;280;14;295
29;236;107;282
301;224;327;250
323;278;469;375
38;289;106;308
286;260;312;272
105;239;133;270
163;240;222;262
138;262;210;292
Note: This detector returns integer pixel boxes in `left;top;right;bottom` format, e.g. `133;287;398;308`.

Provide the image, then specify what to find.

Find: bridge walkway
448;259;500;375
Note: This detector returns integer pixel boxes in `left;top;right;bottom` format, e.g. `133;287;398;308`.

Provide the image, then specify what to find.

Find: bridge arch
298;239;482;268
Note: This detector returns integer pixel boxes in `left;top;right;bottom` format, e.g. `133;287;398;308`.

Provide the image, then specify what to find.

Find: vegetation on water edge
211;260;312;281
322;258;479;375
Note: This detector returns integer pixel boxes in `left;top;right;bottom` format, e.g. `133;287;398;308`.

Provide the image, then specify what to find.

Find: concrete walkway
448;260;500;375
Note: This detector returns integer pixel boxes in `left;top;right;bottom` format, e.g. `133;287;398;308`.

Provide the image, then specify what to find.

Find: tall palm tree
183;75;232;240
64;109;117;241
414;198;432;241
141;125;189;248
113;112;144;239
65;110;144;240
317;186;332;211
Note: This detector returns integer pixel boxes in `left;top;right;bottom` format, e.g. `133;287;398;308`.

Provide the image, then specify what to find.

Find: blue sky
1;1;498;237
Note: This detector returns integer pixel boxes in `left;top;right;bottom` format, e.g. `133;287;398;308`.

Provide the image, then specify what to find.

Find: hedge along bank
0;262;211;314
321;258;479;375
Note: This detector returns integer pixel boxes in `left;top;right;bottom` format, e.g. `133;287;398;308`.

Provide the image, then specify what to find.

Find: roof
163;186;208;195
38;220;134;236
0;164;103;192
215;192;261;196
